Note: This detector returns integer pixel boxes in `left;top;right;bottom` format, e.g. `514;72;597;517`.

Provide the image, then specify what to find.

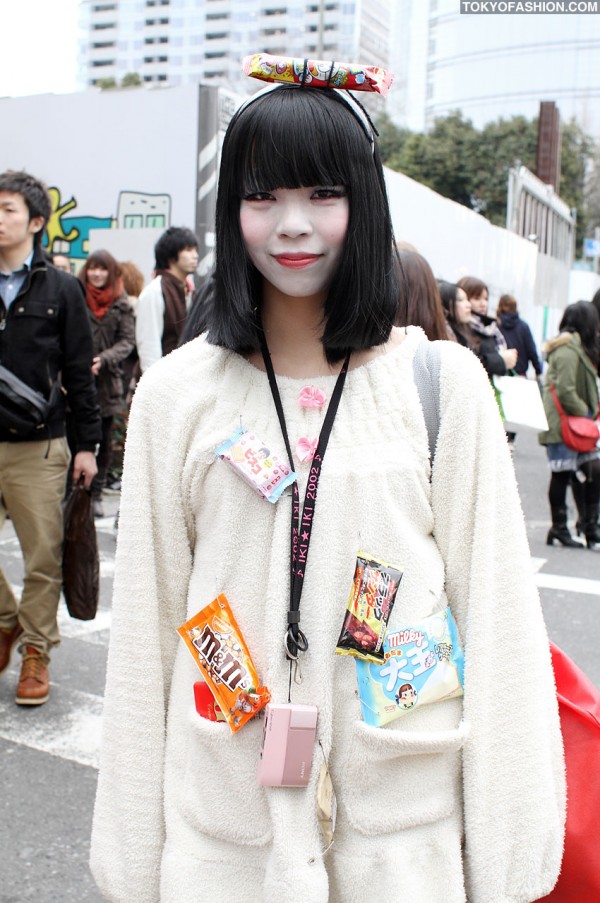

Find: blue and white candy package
355;607;465;726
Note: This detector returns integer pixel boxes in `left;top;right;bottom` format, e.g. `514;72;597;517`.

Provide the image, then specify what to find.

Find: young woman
91;80;564;903
539;301;600;549
457;274;518;378
395;247;449;341
438;280;473;344
79;250;135;516
496;293;542;377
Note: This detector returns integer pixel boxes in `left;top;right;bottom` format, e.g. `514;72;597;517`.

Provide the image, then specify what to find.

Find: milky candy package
335;552;403;664
215;426;296;503
355;607;465;726
178;594;271;733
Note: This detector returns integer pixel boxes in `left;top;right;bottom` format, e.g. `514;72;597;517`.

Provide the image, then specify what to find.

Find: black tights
549;461;600;510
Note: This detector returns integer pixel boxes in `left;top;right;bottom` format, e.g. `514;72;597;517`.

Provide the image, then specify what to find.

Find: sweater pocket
341;718;468;835
180;707;273;847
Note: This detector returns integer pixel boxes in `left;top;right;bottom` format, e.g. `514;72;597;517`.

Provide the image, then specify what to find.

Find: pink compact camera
257;703;318;787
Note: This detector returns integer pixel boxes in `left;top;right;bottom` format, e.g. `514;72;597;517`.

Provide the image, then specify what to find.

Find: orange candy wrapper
178;594;271;733
242;53;394;96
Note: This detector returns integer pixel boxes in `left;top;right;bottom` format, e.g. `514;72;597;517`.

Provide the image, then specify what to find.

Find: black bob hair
203;86;399;363
154;226;199;270
559;300;599;367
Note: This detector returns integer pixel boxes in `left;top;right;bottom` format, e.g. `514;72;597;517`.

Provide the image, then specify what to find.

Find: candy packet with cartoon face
178;594;271;733
335;552;403;663
355;607;465;726
215;426;296;503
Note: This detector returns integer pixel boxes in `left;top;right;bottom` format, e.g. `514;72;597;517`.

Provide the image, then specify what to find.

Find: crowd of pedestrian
1;61;598;902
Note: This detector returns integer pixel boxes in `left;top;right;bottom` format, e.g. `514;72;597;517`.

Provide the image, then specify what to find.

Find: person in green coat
539;301;600;548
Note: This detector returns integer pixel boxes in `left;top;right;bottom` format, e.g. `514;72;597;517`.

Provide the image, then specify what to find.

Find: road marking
0;685;102;769
531;556;600;596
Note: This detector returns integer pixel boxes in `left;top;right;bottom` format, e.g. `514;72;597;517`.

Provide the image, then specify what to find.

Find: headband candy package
242;53;394;96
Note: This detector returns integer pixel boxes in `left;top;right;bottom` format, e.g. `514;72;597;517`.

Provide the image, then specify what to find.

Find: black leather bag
0;363;56;437
62;480;99;620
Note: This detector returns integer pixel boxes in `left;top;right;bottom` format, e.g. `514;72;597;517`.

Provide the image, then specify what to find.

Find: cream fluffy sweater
90;327;565;903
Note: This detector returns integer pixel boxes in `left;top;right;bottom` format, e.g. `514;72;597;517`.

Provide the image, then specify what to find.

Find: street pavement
0;428;599;902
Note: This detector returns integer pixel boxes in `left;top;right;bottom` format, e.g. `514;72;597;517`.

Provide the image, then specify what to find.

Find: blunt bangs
208;85;399;361
232;88;371;196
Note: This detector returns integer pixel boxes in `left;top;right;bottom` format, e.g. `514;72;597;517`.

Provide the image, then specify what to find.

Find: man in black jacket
0;170;101;706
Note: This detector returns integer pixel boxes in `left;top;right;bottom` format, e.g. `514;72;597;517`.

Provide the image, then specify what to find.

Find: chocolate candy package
335;552;403;663
242;53;394;96
178;594;271;733
215;426;296;503
355;607;465;726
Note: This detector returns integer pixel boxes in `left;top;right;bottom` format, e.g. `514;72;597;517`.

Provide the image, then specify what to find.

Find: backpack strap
412;338;442;465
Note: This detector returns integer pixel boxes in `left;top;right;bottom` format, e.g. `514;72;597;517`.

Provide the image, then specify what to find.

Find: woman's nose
275;200;312;238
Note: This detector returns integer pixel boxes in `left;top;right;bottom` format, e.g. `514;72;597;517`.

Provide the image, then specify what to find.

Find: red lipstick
273;253;321;269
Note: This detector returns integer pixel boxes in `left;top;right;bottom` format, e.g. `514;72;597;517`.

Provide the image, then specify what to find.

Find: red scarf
86;278;124;319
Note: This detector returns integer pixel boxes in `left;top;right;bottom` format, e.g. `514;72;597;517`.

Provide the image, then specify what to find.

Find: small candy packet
215;426;296;503
178;594;271;733
335;552;403;663
355;607;465;726
242;53;394;96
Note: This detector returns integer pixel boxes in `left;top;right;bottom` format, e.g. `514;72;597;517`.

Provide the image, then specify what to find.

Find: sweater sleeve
554;345;589;417
430;343;565;903
99;301;135;368
90;360;194;903
136;277;165;373
524;323;542;375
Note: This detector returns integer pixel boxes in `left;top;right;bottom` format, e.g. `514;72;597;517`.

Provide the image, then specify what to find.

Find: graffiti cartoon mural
44;188;172;271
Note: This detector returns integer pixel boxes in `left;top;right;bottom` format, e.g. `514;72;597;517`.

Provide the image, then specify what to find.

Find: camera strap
259;332;350;668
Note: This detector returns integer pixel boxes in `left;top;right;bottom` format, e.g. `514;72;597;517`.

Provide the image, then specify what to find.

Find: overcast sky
1;0;81;98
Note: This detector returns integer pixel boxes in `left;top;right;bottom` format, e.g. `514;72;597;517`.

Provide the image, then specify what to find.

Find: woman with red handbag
539;301;600;548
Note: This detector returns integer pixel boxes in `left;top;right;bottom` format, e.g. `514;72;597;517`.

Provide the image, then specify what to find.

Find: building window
263;6;287;13
207;31;228;39
92;22;115;29
124;215;143;228
92;41;115;48
158;74;167;81
91;59;115;67
206;11;230;18
92;3;117;10
205;51;226;58
146;214;166;227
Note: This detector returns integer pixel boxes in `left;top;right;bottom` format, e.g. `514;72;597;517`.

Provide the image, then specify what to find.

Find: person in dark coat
497;294;542;376
79;251;135;517
0;170;101;705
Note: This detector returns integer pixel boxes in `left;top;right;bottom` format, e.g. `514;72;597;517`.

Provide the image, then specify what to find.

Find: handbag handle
549;382;567;418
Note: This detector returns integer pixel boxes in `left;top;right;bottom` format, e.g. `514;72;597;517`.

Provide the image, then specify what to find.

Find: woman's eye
243;192;274;202
312;187;346;200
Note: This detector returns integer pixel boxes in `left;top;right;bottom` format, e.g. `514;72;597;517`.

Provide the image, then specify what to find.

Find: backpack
412;337;600;902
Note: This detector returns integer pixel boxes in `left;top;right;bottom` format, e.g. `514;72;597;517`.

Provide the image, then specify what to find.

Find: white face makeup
239;186;349;303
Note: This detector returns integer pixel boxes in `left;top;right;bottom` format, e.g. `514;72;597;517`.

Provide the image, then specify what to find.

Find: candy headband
239;53;395;148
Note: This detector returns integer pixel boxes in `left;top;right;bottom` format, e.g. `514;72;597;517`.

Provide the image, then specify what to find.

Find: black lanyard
259;333;351;664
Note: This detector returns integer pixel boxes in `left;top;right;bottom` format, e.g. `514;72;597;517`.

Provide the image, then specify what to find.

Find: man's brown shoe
0;623;24;674
16;647;49;705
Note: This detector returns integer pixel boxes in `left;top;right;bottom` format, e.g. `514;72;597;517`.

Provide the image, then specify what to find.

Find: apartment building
389;0;600;137
81;0;392;97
